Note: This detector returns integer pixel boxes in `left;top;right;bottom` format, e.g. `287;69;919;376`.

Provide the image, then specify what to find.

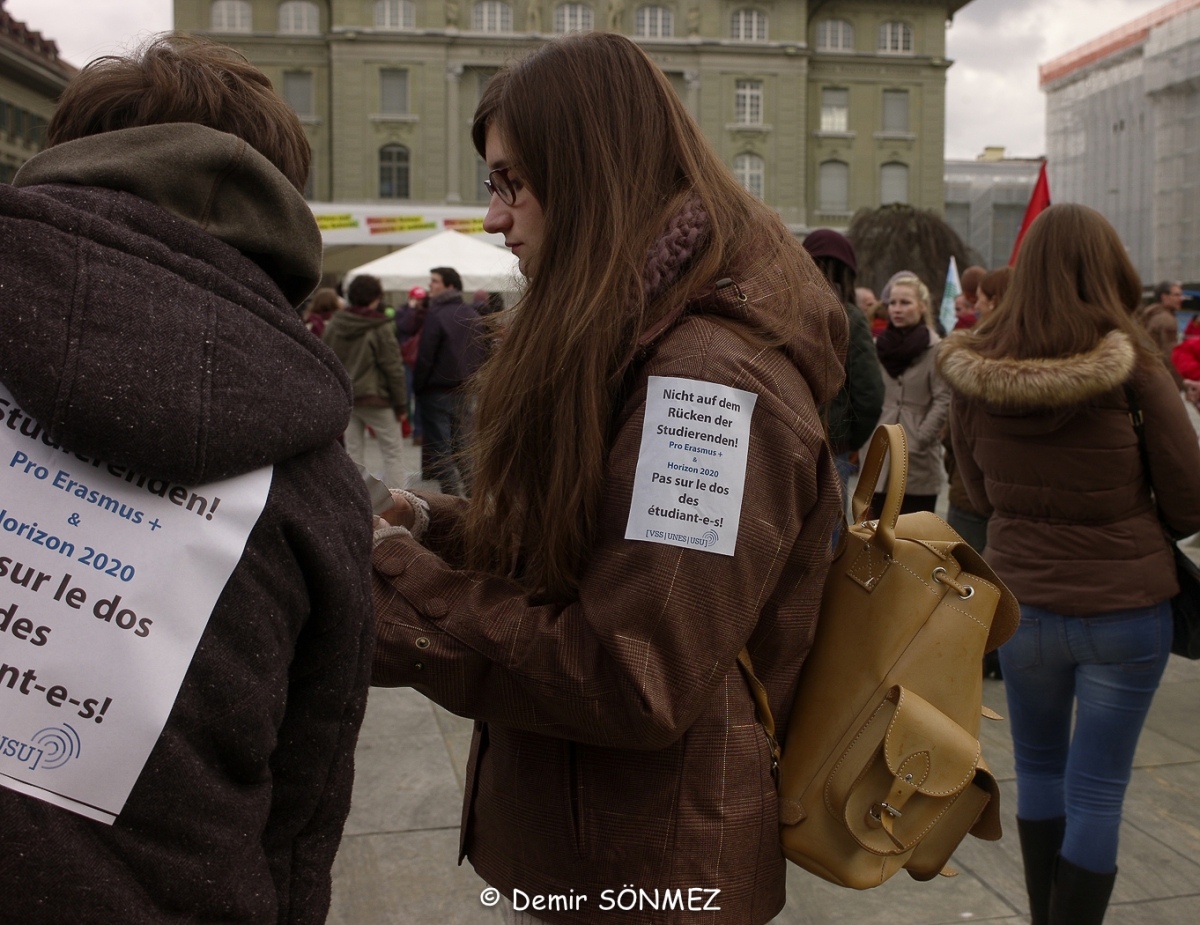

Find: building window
375;0;416;29
282;71;314;116
820;88;849;132
881;162;909;204
819;161;849;213
734;80;763;125
380;69;409;114
733;153;764;198
210;0;252;32
279;1;320;34
882;90;909;132
816;19;853;52
555;4;594;33
635;6;673;37
475;1;514;31
380;144;411;198
730;9;767;42
878;21;913;55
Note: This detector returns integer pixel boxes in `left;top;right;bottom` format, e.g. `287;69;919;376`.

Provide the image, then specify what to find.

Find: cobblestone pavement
335;427;1200;925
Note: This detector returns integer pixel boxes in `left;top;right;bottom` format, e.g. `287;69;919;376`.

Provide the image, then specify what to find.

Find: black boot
1017;817;1066;925
1048;855;1116;924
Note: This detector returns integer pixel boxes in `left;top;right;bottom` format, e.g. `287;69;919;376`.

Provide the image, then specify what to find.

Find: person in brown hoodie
939;205;1200;925
0;36;374;925
371;32;847;925
1138;280;1185;388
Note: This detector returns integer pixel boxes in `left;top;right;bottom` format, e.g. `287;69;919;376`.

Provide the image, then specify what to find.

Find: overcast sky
5;0;1176;160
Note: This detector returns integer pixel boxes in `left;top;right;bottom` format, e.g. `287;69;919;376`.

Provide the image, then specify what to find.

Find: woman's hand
379;494;416;530
1185;379;1200;409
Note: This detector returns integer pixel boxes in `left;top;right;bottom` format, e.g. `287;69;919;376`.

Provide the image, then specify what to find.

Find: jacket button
415;636;431;649
414;661;424;671
425;598;449;619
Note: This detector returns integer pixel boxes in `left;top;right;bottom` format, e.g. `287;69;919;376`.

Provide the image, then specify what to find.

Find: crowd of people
3;27;1198;925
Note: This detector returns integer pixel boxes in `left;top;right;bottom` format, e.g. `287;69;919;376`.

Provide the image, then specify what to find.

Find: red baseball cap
408;286;427;299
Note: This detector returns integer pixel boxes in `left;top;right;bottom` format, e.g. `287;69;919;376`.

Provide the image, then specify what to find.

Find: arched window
380;145;411;199
375;0;416;30
474;1;514;32
733;153;764;199
880;162;909;205
819;161;849;213
555;4;594;33
278;1;320;34
211;0;252;32
635;6;673;38
730;9;767;42
816;19;853;52
878;21;913;54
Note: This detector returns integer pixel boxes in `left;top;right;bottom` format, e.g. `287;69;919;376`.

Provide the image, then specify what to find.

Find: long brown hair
966;204;1154;363
465;32;812;602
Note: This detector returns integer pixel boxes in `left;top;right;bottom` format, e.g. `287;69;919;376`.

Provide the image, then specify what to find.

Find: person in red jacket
1172;336;1200;408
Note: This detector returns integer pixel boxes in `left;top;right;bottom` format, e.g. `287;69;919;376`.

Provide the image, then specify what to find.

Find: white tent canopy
342;230;522;294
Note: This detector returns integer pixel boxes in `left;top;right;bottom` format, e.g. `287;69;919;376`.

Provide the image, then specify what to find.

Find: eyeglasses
484;167;524;206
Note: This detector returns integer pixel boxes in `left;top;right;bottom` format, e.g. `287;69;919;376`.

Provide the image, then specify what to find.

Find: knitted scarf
875;322;931;379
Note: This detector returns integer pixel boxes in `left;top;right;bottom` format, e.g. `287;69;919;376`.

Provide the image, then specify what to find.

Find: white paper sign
0;383;272;824
625;376;758;556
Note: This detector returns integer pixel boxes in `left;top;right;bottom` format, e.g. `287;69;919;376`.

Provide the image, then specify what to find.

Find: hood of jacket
326;308;395;340
939;329;1136;412
13;123;322;307
0;124;352;484
652;253;849;407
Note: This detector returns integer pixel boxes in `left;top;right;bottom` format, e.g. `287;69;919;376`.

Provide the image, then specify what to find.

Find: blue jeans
417;390;470;496
999;602;1172;873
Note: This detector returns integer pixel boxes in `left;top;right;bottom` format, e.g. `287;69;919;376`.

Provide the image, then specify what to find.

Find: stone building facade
0;0;76;184
175;0;968;231
1041;0;1200;285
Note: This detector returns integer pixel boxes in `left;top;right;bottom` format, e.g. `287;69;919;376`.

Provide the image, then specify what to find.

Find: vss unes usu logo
0;723;81;771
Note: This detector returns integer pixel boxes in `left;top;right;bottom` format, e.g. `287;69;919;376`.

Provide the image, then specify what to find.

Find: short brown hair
960;265;987;298
978;267;1011;305
47;34;310;192
347;275;383;308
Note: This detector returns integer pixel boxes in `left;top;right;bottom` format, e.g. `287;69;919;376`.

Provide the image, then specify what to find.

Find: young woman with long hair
939;204;1200;925
371;32;847;924
871;274;951;517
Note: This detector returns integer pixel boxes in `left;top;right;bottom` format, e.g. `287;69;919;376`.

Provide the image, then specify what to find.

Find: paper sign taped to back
0;383;272;823
624;376;758;556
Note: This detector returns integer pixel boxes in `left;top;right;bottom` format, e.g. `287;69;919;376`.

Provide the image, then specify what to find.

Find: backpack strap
736;647;780;781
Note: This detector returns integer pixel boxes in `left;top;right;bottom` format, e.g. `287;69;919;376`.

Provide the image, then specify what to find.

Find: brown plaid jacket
373;261;847;924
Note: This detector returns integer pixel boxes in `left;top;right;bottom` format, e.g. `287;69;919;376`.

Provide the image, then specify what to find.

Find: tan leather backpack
738;424;1019;889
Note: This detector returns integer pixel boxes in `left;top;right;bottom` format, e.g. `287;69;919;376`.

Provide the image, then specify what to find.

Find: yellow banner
366;215;437;234
314;214;359;230
443;217;486;233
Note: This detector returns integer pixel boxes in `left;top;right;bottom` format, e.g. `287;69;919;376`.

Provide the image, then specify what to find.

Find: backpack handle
850;424;908;557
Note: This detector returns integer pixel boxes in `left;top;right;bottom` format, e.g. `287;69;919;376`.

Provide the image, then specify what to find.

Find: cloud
946;0;1168;160
5;0;173;69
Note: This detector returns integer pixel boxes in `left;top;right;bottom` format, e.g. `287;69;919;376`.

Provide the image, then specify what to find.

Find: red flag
1009;161;1051;266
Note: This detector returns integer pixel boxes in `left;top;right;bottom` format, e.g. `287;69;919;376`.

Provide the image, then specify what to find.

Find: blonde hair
889;275;935;329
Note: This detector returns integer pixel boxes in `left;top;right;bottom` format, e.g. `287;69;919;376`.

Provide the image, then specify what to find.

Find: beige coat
874;336;952;496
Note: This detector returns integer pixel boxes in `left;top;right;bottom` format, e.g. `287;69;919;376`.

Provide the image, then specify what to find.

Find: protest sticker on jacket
625;376;758;557
0;383;272;824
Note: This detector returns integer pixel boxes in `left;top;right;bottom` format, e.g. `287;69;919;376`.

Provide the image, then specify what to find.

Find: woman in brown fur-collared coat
370;33;847;925
940;204;1200;925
